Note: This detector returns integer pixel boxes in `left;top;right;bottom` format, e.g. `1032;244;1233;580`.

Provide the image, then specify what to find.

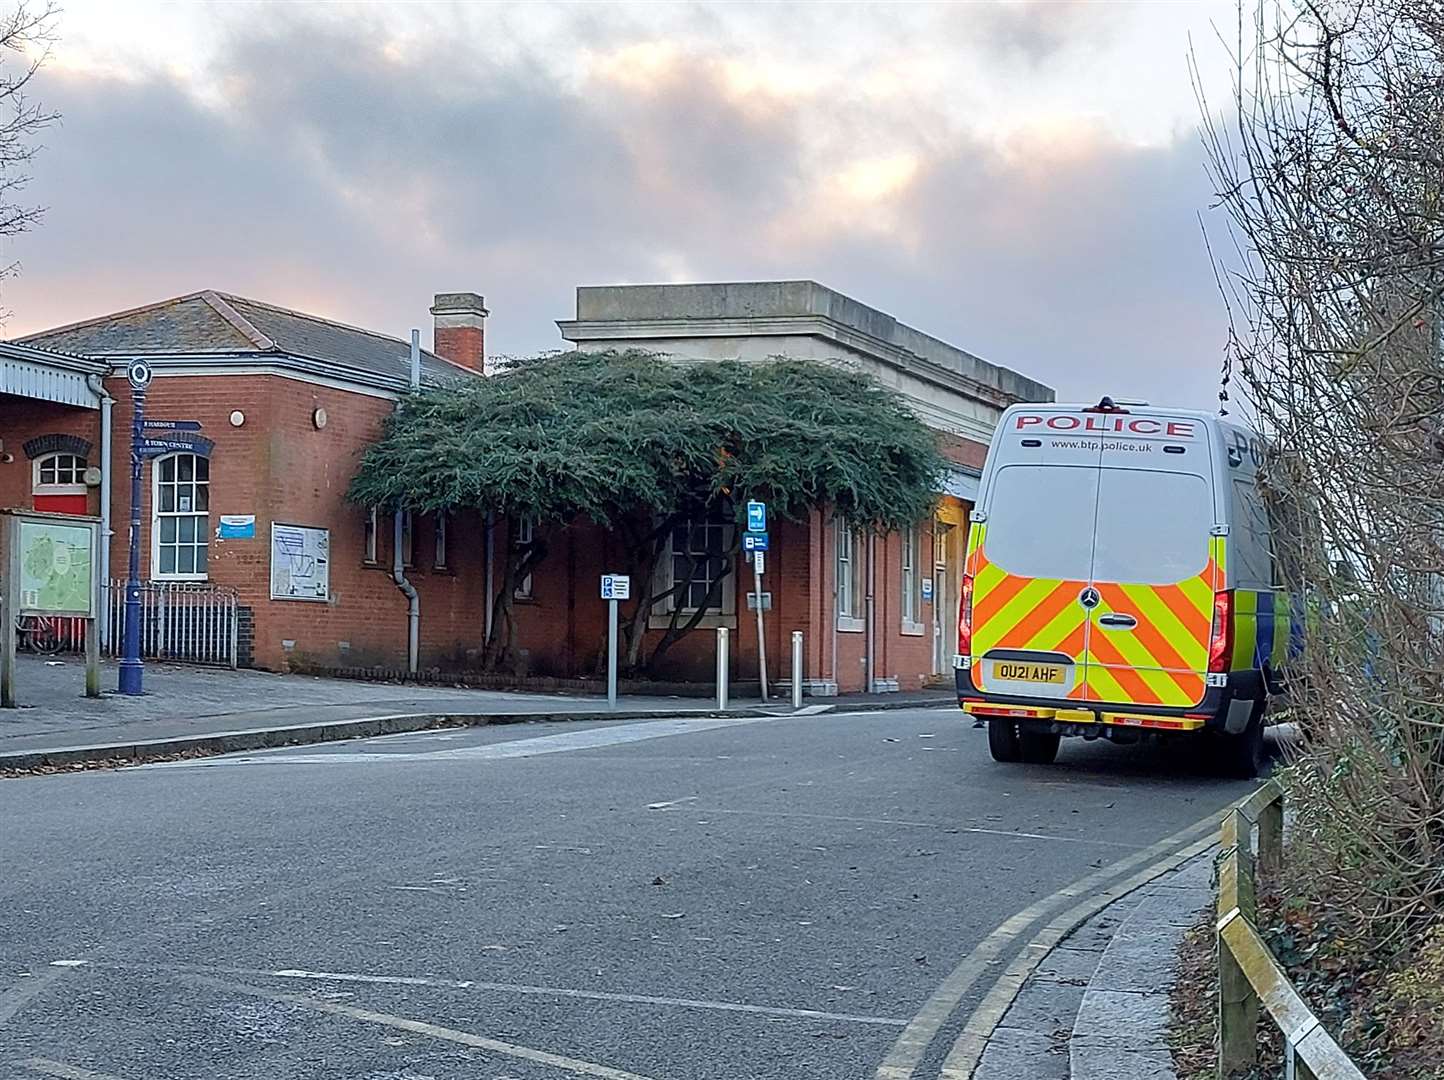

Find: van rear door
1080;423;1217;709
969;424;1102;700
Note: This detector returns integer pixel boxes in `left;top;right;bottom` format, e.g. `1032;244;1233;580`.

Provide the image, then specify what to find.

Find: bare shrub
1199;1;1444;942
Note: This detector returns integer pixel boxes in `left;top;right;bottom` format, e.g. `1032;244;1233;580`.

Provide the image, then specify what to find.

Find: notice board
270;523;330;601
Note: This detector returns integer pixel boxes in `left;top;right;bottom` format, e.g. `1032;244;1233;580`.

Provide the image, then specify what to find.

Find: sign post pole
84;606;101;701
119;360;153;696
747;501;769;703
607;596;618;710
600;574;630;710
753;552;768;702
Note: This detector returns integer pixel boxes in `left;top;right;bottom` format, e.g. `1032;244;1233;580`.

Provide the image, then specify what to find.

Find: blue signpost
746;500;767;533
118;360;153;695
746;501;769;702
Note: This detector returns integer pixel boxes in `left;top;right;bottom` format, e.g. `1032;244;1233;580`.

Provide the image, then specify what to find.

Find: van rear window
985;465;1097;581
985;465;1212;585
1093;470;1211;585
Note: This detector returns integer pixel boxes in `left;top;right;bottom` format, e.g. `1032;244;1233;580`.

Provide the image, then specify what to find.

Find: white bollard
716;626;729;711
791;630;803;709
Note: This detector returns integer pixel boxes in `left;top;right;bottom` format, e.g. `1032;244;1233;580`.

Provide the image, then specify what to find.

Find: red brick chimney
430;292;489;372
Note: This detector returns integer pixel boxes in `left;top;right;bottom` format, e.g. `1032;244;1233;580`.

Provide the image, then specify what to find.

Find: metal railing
1216;781;1365;1079
101;579;240;668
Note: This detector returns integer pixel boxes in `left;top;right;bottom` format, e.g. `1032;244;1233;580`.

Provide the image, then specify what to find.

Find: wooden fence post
1218;809;1259;1076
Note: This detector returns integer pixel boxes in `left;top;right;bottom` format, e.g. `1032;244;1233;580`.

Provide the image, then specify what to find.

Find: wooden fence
1216;780;1365;1079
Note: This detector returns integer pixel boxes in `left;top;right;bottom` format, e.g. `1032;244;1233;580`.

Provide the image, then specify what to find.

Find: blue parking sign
743;531;769;552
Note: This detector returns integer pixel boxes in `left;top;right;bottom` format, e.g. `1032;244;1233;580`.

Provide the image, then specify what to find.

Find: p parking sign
601;574;631;601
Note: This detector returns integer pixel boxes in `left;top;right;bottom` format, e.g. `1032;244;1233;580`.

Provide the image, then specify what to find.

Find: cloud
1;3;1230;411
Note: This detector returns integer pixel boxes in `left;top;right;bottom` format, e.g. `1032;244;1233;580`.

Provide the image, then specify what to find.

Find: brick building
3;281;1051;692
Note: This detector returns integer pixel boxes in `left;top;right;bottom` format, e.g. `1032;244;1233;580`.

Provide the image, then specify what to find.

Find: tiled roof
18;290;470;387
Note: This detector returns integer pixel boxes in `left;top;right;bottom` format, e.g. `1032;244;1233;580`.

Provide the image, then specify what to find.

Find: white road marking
17;1058;128;1080
148;715;775;769
700;807;1142;848
181;973;661;1080
47;960;87;968
646;796;699;810
263;967;906;1026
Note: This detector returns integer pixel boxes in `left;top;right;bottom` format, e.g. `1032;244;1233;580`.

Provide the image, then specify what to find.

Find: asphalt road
0;707;1255;1080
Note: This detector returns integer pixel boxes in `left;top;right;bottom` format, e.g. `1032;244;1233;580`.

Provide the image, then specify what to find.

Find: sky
0;0;1243;409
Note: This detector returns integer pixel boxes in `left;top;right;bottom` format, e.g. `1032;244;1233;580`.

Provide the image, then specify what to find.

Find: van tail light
1208;591;1234;673
958;574;975;656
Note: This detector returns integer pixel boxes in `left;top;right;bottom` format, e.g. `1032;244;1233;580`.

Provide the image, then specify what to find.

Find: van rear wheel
987;719;1022;762
1019;730;1061;764
988;720;1059;765
1215;701;1267;779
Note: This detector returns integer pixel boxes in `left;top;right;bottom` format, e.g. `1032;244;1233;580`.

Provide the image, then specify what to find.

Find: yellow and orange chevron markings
965;525;1220;709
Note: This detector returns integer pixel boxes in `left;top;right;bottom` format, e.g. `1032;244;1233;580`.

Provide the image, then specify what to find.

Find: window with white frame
664;511;735;613
401;510;415;567
363;506;379;564
34;452;87;494
434;513;449;570
901;524;923;629
153;453;209;579
513;517;534;599
836;517;865;629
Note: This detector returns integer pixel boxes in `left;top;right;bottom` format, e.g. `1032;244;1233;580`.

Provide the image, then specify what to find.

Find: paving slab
1070;1043;1177;1080
1035;946;1102;986
975;1027;1070;1080
1073;988;1172;1048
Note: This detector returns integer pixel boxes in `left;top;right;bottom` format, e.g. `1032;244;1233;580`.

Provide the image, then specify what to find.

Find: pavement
0;704;1253;1080
973;851;1216;1080
0;654;952;764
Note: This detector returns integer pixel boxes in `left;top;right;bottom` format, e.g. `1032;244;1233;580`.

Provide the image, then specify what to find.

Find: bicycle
16;614;69;655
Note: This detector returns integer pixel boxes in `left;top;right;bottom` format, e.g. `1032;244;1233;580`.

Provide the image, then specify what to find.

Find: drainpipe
828;512;838;695
390;331;422;675
864;532;876;694
393;509;419;674
86;373;114;647
484;511;495;642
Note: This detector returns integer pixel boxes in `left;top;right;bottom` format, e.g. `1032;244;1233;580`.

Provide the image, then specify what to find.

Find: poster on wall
270;523;330;602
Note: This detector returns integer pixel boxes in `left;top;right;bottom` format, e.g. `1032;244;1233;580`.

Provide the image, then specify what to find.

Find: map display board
270;523;330;601
17;520;95;616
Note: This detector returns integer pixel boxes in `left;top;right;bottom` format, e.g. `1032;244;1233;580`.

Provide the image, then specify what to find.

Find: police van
955;398;1292;777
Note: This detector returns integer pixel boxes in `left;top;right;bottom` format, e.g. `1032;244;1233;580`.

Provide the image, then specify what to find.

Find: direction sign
142;420;203;432
600;574;631;601
743;531;769;552
138;429;207;445
138;438;200;456
746;501;767;533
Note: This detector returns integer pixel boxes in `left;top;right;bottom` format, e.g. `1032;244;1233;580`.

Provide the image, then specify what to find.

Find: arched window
153;452;210;579
33;452;89;515
34;452;87;493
